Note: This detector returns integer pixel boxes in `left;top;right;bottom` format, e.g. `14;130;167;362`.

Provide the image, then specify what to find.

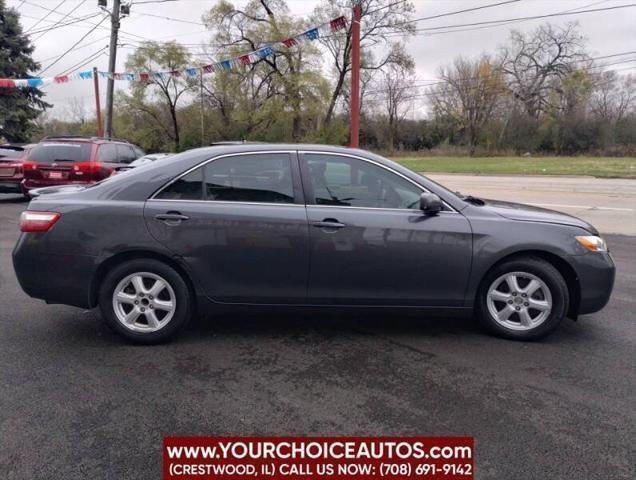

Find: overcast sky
8;0;636;118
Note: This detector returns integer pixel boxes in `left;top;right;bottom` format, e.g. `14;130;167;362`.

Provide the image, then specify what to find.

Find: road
427;174;636;236
0;193;634;480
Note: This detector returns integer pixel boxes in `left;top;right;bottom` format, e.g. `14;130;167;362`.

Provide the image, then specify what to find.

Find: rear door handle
155;212;189;224
312;218;346;229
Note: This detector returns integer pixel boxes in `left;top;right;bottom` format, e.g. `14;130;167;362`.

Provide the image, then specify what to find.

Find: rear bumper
573;252;615;315
12;234;97;308
22;178;92;192
0;179;23;194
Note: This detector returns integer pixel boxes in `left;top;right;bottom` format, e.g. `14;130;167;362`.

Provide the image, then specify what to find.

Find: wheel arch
89;250;197;309
477;250;581;319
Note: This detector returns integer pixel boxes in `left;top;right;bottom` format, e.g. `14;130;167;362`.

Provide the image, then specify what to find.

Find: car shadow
0;195;28;203
181;308;481;342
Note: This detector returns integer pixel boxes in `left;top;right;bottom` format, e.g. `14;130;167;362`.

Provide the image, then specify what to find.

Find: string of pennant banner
0;15;347;89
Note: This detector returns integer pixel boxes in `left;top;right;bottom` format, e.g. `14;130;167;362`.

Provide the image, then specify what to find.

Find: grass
390;156;636;178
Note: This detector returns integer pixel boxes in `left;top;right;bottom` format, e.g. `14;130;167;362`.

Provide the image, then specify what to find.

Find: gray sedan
12;144;615;343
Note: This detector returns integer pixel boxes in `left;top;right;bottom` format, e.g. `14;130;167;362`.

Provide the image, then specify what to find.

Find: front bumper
572;251;615;315
12;233;98;308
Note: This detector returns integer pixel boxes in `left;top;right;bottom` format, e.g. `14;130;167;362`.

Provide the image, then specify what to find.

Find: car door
144;151;310;304
299;151;472;307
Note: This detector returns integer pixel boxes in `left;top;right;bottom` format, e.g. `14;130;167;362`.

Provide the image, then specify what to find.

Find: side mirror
419;193;443;215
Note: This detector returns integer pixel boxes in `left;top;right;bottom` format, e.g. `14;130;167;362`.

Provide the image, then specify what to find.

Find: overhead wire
38;14;109;75
33;0;88;41
24;0;67;33
383;3;636;36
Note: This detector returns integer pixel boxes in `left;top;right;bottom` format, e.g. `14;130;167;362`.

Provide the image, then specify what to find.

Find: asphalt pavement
0;193;634;480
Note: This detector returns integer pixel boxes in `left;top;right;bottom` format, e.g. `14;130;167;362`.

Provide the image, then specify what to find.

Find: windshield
28;143;92;163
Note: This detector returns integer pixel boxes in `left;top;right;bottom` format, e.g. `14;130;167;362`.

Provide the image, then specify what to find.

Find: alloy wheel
486;271;553;331
112;272;176;332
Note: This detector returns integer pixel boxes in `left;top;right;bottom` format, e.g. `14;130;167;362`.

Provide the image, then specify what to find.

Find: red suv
22;136;144;196
0;144;34;197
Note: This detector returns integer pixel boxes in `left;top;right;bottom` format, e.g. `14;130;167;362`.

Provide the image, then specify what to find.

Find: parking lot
0;192;634;479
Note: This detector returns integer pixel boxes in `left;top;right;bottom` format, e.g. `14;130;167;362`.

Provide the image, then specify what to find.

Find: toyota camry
12;144;615;343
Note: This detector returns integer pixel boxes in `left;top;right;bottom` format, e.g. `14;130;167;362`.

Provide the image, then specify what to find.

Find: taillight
22;160;38;171
20;211;61;232
74;162;102;174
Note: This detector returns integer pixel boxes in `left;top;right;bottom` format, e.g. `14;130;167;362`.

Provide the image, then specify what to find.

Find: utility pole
93;67;103;137
104;0;121;139
200;69;205;146
349;2;362;148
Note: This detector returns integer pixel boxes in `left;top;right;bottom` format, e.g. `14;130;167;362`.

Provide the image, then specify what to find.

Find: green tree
203;0;329;141
121;41;193;151
0;0;49;142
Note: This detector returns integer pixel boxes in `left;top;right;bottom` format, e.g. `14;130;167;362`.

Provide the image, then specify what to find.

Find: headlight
575;235;608;252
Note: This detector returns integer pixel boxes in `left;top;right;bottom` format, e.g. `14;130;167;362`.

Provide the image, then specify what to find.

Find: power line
26;12;103;36
130;11;206;26
62;46;108;75
403;0;612;37
24;0;67;33
384;3;636;36
37;35;110;63
392;0;522;27
33;0;88;41
38;14;109;75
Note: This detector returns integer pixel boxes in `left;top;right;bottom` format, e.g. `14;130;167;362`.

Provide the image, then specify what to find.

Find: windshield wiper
456;191;485;206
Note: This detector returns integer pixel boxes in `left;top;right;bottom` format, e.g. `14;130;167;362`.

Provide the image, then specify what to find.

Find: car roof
39;136;132;145
191;143;370;156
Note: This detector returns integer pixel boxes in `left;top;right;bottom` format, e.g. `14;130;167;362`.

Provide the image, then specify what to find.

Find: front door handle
312;218;346;229
155;212;189;224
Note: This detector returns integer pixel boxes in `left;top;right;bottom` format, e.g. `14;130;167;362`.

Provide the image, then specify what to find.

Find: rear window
28;143;92;163
0;147;24;158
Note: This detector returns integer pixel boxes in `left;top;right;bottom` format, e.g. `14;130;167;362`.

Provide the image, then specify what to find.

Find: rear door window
117;144;137;164
28;143;92;163
155;153;295;203
204;153;294;203
98;144;118;163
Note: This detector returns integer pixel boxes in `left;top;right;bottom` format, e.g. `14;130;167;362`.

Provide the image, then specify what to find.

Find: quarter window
303;154;422;209
155;168;203;200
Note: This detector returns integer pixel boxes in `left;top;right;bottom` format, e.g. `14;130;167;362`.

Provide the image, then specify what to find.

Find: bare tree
374;55;415;152
312;0;415;126
500;23;588;119
65;97;88;124
429;55;507;155
591;71;635;124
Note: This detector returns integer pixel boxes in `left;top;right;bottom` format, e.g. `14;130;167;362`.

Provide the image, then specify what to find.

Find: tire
475;256;569;341
98;259;193;344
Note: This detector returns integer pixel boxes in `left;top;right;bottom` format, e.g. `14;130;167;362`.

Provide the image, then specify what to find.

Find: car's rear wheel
476;257;569;340
98;259;192;343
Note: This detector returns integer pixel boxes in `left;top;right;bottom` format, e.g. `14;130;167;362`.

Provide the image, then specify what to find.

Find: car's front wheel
98;259;193;344
476;256;569;340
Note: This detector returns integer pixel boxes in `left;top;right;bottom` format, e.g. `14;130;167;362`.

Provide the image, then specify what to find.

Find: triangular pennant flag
330;16;347;32
303;28;319;41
